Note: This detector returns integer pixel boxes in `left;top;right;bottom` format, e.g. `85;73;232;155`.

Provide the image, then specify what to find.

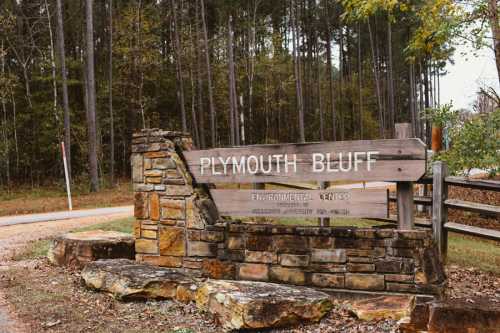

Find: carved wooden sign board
184;138;426;219
211;189;388;218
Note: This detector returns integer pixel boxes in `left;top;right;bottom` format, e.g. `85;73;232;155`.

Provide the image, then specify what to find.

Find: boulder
195;280;333;331
348;295;415;321
427;299;500;333
48;230;135;268
399;297;500;333
82;259;198;302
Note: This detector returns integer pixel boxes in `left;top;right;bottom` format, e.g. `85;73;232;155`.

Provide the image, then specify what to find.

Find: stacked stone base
137;223;445;295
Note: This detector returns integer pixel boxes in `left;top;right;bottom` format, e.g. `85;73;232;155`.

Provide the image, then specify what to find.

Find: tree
108;0;114;185
85;0;99;192
55;0;71;180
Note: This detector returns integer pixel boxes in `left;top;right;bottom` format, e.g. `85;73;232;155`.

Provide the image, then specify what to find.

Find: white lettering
339;152;352;172
367;151;378;171
353;152;364;171
247;155;259;174
232;156;246;174
284;154;297;173
200;157;210;175
312;153;325;172
273;154;283;173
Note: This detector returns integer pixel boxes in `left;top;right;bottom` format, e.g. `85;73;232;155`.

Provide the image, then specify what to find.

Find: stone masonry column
132;129;226;275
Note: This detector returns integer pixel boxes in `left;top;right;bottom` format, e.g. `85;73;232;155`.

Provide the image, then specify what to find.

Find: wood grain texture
211;189;387;218
184;139;426;183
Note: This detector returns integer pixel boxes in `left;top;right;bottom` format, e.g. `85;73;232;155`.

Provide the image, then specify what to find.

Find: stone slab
48;230;135;269
195;280;333;331
81;259;198;301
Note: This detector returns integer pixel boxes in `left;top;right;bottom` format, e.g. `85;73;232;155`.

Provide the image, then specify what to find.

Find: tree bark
44;0;60;131
358;23;363;140
325;9;336;141
108;0;115;185
489;0;500;86
55;0;71;180
368;18;384;138
292;0;305;143
85;0;99;192
200;0;217;147
387;19;395;138
171;0;187;132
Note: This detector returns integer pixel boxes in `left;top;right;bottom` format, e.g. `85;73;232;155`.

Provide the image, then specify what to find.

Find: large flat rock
195;280;333;331
399;297;500;333
348;295;415;321
48;230;135;268
82;259;198;301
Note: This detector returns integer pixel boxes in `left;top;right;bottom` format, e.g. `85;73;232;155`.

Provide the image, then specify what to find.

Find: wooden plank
318;181;330;226
445;176;500;191
432;161;448;261
267;182;317;190
389;194;432;206
184;139;427;184
416;176;433;185
444;222;500;241
372;216;432;228
211;189;387;219
395;123;415;231
445;199;500;217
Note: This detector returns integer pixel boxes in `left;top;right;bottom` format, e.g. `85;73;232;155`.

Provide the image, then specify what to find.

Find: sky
440;44;499;111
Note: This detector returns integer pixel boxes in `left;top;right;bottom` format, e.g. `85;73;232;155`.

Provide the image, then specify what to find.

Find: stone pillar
132;129;226;275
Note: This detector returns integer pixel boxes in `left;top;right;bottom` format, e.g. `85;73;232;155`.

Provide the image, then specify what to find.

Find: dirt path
0;212;132;333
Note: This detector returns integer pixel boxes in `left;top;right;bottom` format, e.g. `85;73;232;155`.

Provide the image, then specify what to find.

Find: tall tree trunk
368;18;384;138
325;10;336;141
1;41;9;188
292;0;305;143
108;0;115;185
387;19;395;137
195;0;206;148
339;28;344;141
200;0;217;147
85;0;99;192
489;0;500;86
358;23;363;139
55;0;71;180
228;16;240;146
227;15;236;146
171;0;187;132
44;0;60;130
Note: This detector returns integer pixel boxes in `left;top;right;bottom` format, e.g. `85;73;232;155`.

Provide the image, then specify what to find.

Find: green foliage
422;103;457;128
435;108;500;176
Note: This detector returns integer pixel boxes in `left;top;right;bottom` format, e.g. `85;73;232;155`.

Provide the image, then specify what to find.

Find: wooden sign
211;189;388;218
184;139;426;183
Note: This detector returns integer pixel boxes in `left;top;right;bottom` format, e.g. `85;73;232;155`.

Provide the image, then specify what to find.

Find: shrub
435;108;500;177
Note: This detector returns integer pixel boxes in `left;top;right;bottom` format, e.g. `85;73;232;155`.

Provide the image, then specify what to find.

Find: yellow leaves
407;0;459;60
341;0;411;22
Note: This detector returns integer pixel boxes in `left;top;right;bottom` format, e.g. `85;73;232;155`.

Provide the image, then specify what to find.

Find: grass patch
12;239;51;261
0;181;133;216
72;217;135;234
448;232;500;274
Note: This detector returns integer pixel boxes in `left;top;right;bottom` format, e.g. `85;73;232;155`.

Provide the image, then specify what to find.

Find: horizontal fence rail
266;166;500;261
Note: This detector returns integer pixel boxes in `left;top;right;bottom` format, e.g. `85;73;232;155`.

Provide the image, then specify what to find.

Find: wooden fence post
432;161;448;261
319;181;330;227
395;123;415;230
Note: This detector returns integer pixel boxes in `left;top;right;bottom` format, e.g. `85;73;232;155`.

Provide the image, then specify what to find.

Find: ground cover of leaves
1;258;499;333
0;258;400;333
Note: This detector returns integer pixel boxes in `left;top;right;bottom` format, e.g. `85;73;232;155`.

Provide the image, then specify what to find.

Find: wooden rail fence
269;160;500;262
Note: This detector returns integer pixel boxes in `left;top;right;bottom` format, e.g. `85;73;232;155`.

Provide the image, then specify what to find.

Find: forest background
0;0;498;192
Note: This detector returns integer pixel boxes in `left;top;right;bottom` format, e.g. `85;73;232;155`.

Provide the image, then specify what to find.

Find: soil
1;258;499;333
0;213;132;333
